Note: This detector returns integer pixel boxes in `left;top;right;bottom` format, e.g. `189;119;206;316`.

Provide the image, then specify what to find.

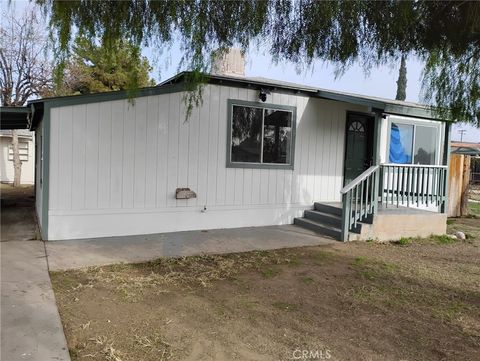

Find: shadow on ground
1;184;38;241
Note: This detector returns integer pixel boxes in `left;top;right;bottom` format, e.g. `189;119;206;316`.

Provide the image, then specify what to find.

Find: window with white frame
227;100;296;169
388;119;439;165
8;141;29;162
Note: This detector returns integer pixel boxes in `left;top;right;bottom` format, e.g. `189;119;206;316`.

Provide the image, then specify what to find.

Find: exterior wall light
259;88;270;102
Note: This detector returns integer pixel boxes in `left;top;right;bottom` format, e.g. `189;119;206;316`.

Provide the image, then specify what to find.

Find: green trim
28;72;451;125
382;104;448;122
165;72;452;123
40;105;50;240
0;106;31;130
441;123;451;213
318;92;385;109
0;106;31;113
226;99;296;170
28;83;186;109
372;112;382;165
163;71;319;94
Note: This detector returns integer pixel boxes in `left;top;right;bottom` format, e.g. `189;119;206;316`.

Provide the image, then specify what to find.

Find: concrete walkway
1;185;70;361
46;225;336;271
1;241;71;361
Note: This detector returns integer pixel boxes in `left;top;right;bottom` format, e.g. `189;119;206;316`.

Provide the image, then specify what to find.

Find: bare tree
0;6;53;186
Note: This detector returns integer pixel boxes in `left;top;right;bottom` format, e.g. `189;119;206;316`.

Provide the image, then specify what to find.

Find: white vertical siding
110;101;124;208
47;85;368;239
145;96;159;208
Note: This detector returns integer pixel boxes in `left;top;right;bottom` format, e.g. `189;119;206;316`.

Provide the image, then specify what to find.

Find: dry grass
51;218;480;361
53;251;302;301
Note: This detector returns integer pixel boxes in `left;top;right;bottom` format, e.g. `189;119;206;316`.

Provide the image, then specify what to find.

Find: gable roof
26;71;449;130
161;72;445;121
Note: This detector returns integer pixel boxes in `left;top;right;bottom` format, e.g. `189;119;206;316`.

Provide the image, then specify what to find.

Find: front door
344;113;374;186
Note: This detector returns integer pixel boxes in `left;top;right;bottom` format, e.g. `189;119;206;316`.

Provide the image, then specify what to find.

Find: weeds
272;302;298;311
353;256;366;266
431;234;456;245
260;267;281;278
395;237;413;246
309;250;334;265
301;276;314;284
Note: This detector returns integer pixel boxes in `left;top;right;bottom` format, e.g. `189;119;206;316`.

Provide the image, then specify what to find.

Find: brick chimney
211;48;245;77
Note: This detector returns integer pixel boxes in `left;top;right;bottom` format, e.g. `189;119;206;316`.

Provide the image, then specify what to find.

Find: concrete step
304;210;342;228
314;202;342;216
294;217;342;240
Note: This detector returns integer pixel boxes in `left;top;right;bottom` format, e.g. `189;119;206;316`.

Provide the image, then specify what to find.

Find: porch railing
340;165;380;241
380;164;448;209
340;163;448;241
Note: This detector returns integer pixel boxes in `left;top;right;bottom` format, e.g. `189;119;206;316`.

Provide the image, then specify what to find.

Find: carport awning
452;146;480;156
0;106;31;130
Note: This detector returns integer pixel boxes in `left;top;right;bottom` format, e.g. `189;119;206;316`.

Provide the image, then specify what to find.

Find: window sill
226;161;294;170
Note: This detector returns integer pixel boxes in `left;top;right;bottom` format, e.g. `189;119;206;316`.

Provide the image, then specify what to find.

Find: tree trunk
395;54;407;101
11;129;22;187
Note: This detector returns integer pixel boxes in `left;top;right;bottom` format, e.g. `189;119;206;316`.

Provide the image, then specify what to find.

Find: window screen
414;126;437;165
263;109;292;164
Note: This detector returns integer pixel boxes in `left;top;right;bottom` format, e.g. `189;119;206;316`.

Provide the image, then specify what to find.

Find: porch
294;163;449;241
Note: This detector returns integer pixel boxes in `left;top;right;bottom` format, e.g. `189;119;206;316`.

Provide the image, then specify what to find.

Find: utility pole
458;129;466;142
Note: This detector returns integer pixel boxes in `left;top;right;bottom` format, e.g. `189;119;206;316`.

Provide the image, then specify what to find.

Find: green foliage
38;0;479;124
59;36;155;95
396;237;413;246
353;256;366;266
431;235;456;245
468;202;480;217
395;55;407;101
260;267;281;279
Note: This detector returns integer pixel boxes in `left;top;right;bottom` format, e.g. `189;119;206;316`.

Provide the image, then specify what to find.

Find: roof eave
0;106;31;130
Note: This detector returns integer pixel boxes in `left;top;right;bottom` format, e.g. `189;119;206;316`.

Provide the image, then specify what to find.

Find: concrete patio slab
1;240;70;361
0;185;38;242
46;225;336;271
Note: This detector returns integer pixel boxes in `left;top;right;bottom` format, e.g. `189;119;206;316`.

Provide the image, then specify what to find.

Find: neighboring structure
448;141;479;216
0;129;35;185
451;141;480;157
1;53;452;242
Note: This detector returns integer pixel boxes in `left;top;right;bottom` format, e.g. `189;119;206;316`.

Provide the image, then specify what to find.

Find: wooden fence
448;154;471;217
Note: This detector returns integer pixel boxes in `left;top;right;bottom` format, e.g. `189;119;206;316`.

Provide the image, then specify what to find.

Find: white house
2;54;451;242
0;129;35;185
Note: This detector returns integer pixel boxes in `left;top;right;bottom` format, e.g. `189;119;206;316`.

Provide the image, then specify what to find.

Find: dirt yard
51;218;480;361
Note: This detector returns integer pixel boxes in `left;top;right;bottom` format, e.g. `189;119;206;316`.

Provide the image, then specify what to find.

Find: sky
151;44;479;143
8;0;480;142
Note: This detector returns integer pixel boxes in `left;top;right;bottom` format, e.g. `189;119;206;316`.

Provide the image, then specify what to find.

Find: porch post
340;192;351;242
372;111;383;210
372;111;382;165
440;122;452;213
